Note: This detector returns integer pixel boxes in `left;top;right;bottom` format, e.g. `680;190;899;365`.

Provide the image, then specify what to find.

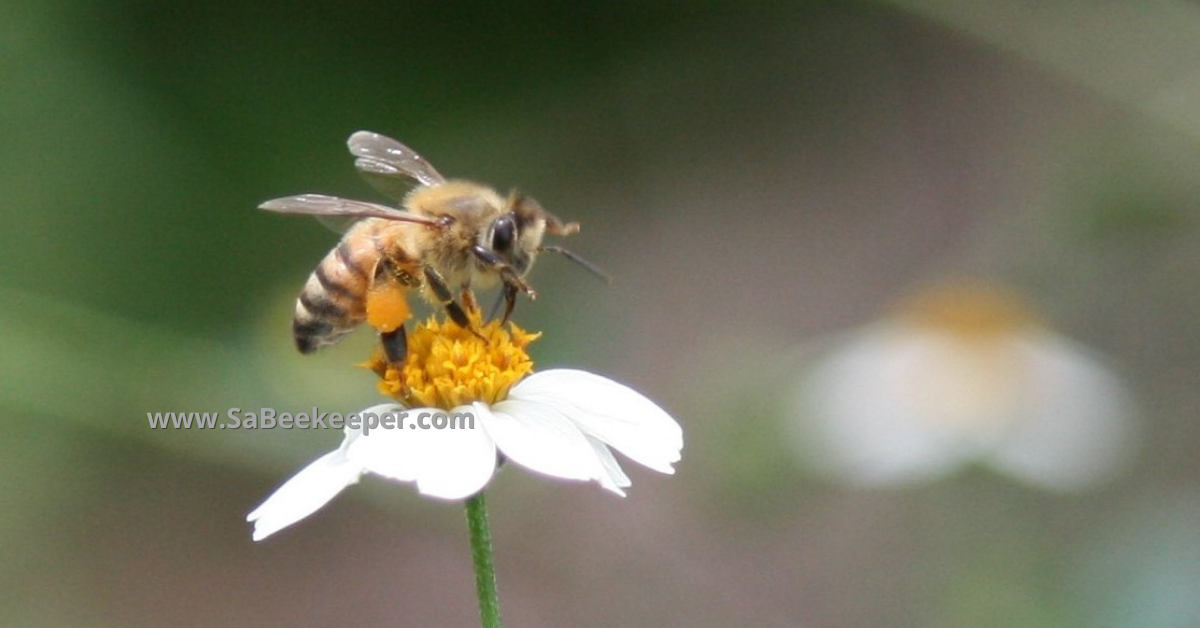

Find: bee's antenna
538;245;613;284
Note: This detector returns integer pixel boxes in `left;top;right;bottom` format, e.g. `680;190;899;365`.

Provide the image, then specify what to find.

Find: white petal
246;433;364;541
484;399;623;493
344;404;426;482
509;369;683;474
794;328;987;486
587;437;632;495
347;405;498;500
985;333;1137;490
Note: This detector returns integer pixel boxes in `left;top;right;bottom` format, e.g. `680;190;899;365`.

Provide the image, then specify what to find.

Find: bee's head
480;191;605;289
483;210;528;274
485;193;579;276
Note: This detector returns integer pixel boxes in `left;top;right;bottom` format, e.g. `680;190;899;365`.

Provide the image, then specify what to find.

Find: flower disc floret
366;311;540;408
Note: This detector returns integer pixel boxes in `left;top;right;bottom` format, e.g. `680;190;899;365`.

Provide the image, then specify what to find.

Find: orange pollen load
365;279;412;333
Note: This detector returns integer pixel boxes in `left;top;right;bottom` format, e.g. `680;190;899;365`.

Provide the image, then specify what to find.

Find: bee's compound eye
492;214;517;253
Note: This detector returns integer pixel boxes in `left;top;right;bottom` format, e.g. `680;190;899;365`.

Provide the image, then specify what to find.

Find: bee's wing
348;131;447;200
259;194;439;225
314;214;359;235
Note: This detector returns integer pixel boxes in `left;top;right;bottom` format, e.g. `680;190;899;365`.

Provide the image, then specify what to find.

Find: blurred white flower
248;314;682;541
792;280;1136;490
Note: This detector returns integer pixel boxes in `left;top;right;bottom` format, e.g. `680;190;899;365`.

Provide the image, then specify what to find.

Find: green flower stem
465;493;502;628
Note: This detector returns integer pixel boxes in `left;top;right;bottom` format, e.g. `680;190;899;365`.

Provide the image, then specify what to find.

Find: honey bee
260;131;607;365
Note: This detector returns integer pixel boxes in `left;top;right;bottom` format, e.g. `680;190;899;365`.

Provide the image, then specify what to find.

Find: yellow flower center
364;309;540;408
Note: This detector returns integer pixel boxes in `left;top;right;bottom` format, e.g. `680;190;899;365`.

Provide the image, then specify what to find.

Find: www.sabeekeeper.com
147;408;475;434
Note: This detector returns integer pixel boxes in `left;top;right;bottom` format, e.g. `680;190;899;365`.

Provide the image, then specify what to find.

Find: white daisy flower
792;280;1136;491
248;314;682;541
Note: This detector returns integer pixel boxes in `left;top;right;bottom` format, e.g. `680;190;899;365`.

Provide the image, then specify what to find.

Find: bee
260;131;608;365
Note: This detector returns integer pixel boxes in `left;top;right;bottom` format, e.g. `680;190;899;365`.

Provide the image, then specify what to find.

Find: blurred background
4;1;1200;627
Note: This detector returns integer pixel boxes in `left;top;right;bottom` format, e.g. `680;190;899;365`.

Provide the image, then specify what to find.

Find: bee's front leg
470;245;536;299
500;282;518;325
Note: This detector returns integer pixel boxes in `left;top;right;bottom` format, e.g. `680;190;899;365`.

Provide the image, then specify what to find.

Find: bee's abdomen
293;238;373;354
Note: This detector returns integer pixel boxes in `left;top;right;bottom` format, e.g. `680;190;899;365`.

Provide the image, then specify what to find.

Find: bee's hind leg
381;325;408;365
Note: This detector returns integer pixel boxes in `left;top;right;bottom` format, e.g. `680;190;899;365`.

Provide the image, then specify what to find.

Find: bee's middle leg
423;267;479;336
460;289;479;314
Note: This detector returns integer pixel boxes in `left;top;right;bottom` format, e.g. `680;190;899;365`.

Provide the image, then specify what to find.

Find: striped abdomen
292;222;383;353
